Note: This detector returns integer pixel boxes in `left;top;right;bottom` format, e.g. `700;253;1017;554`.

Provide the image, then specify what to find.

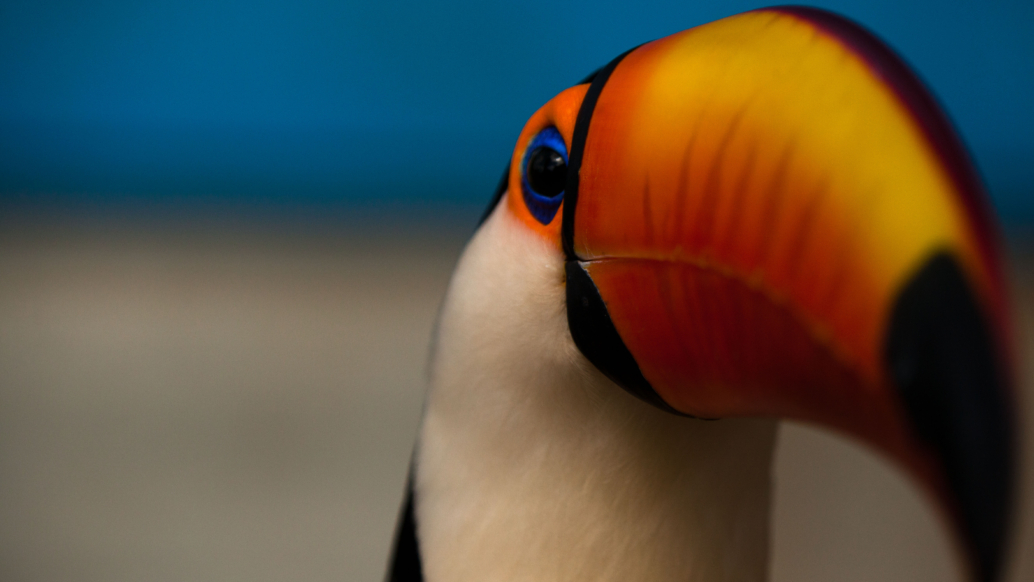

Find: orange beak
559;8;1015;582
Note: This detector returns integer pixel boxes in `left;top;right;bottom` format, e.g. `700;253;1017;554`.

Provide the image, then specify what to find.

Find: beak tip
886;251;1015;581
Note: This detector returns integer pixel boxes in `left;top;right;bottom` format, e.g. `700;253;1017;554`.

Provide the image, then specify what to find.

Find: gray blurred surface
0;224;1031;581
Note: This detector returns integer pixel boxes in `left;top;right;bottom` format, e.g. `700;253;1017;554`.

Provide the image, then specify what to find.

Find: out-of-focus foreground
0;223;1032;582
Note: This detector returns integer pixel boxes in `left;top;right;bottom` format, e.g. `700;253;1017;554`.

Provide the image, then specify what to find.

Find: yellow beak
560;8;1015;581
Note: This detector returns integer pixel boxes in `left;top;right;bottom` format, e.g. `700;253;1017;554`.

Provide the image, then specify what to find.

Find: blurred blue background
2;5;1034;581
2;0;1032;227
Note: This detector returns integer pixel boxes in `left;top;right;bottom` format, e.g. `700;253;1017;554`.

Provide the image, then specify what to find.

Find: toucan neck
411;209;779;582
417;385;778;582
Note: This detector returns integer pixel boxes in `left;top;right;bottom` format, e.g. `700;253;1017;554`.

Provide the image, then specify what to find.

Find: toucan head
472;7;1015;582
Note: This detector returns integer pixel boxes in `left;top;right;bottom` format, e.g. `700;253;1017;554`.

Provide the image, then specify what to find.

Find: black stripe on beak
562;45;640;261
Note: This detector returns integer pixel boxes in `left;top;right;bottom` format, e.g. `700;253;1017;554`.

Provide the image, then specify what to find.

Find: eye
521;127;568;224
527;147;566;197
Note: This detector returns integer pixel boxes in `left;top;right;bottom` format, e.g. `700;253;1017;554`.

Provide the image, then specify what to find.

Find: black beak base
565;261;683;414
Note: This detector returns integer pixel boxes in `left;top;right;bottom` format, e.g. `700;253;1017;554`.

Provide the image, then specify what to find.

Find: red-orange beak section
560;8;1015;582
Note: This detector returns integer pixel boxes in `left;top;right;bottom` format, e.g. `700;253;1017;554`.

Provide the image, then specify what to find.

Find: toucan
387;7;1016;582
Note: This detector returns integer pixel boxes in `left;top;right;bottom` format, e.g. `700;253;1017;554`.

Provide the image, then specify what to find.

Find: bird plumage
417;204;778;581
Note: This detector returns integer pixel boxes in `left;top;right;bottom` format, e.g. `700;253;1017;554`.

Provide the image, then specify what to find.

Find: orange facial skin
503;8;1013;576
505;84;588;243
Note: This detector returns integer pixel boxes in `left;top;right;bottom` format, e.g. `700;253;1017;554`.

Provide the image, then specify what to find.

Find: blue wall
2;1;1032;223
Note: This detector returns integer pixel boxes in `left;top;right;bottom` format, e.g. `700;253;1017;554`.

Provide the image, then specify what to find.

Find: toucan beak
562;8;1015;582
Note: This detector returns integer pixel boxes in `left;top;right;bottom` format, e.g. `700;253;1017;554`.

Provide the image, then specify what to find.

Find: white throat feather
416;203;778;582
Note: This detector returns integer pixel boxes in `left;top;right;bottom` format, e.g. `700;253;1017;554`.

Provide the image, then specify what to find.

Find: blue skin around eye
521;127;568;225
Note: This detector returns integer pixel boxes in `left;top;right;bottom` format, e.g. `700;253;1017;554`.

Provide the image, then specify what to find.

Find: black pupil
527;147;567;198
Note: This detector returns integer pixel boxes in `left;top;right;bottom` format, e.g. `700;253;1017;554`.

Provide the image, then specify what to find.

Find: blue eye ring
521;127;569;225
